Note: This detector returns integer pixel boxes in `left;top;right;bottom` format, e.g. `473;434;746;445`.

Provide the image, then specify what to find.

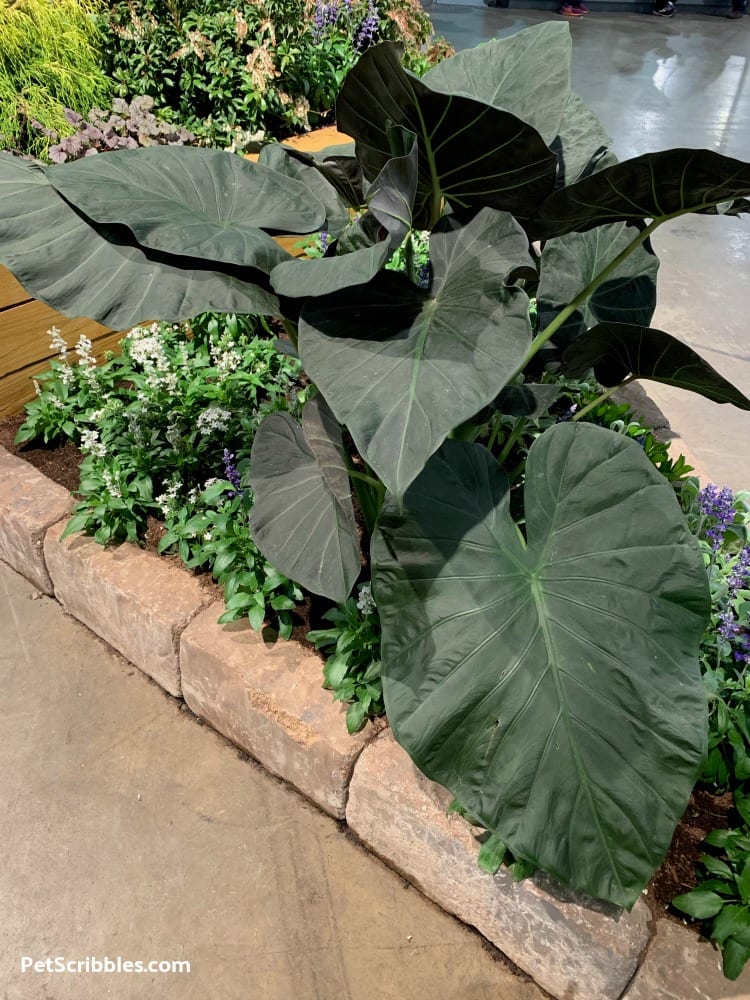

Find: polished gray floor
431;6;750;489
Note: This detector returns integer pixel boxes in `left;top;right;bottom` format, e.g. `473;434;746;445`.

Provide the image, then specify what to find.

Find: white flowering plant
21;314;308;636
307;581;383;733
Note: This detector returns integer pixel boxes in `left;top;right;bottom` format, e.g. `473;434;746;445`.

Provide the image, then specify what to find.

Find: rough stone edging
2;442;739;1000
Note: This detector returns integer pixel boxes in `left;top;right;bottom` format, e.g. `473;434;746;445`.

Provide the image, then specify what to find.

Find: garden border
0;440;743;1000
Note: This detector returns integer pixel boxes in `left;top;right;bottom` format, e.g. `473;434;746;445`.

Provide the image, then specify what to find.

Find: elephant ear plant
2;22;750;909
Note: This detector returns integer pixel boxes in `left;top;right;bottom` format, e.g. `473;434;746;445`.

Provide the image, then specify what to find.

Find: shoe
726;8;744;16
653;1;676;13
560;3;585;14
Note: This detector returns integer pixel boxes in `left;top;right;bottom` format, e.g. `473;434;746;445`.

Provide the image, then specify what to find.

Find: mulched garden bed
0;408;733;920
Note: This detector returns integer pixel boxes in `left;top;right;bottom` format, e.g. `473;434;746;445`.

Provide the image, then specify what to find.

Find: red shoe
560;3;586;13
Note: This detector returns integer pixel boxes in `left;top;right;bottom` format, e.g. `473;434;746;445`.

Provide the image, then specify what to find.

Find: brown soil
0;408;735;919
647;788;734;913
0;413;82;493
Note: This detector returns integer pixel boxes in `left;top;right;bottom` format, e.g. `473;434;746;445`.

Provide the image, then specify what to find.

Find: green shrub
97;0;447;146
0;0;111;157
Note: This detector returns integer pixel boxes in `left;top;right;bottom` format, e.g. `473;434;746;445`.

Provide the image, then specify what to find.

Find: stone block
180;604;381;818
44;520;210;696
347;730;652;1000
623;917;750;999
0;446;71;594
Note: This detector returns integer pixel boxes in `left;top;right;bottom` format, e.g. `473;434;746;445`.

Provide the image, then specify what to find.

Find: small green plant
668;483;750;978
674;828;750;980
308;583;383;732
18;316;306;635
0;0;111;157
160;470;304;639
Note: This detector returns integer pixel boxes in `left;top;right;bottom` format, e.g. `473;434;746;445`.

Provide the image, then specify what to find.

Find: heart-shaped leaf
271;130;418;299
423;22;572;146
336;42;557;228
562;322;750;408
249;395;360;603
492;383;562;418
536;222;659;349
299;207;534;497
532;148;750;239
258;142;350;239
0;153;279;328
372;424;708;906
552;93;612;188
46;146;325;267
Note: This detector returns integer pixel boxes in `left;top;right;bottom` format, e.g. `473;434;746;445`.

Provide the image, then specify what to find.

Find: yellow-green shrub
0;0;111;157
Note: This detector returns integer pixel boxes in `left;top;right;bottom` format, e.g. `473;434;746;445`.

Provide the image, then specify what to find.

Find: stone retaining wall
1;442;746;1000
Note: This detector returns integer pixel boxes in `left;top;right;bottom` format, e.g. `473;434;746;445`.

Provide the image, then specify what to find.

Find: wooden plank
0;266;32;311
0;329;123;416
0;300;110;378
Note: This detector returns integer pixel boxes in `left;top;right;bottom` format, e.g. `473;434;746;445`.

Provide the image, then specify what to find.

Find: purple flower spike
356;0;379;50
698;483;736;552
223;449;242;492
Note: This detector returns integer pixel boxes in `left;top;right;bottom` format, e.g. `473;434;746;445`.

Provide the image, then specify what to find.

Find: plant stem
497;417;526;464
507;219;661;381
347;468;384;491
571;377;633;421
282;318;299;352
404;233;416;284
345;454;383;537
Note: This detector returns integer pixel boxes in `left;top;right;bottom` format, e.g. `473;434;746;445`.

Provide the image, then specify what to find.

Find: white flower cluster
210;339;243;377
155;480;182;519
75;334;99;387
49;326;69;361
356;582;377;616
80;428;107;458
102;468;122;500
196;406;232;435
125;323;178;394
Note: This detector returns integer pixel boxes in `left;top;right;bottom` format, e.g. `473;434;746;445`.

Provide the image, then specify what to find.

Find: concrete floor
0;560;544;1000
431;5;750;489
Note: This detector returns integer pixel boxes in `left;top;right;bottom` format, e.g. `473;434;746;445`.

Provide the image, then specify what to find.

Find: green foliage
669;485;750;978
97;0;445;146
307;583;383;733
20;315;305;635
160;477;304;639
674;829;750;980
3;24;750;912
0;0;111;157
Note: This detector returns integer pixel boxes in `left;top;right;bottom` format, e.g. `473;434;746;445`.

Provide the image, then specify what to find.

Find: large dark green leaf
536;222;659;348
552;93;612;189
249;395;360;603
271;129;418;299
562;322;750;408
299;208;534;497
46;146;324;267
280;142;363;207
336;42;557;228
532;149;750;239
0;153;279;328
372;424;708;906
258;142;350;239
423;22;571;146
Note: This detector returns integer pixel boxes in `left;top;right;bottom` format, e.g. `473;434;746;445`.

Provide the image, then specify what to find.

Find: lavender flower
728;545;750;592
698;483;736;552
355;0;379;51
223;449;242;493
312;0;340;41
320;230;330;253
